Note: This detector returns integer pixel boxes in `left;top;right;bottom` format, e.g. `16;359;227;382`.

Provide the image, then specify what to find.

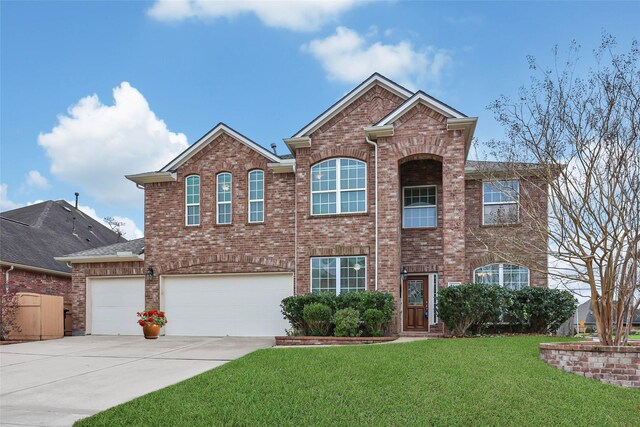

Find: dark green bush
333;308;360;337
303;303;333;336
362;308;386;337
505;287;576;333
282;291;394;336
437;283;509;336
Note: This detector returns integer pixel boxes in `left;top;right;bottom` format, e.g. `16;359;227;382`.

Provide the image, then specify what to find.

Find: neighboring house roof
464;160;546;177
584;303;640;325
57;238;144;263
0;200;126;275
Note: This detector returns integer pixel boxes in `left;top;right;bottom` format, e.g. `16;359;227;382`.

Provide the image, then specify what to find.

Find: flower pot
142;324;161;339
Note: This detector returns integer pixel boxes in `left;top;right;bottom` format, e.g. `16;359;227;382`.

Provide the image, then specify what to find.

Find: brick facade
69;79;549;335
540;342;640;388
0;266;70;300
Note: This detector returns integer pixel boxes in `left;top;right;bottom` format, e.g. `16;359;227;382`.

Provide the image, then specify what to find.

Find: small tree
103;216;126;238
481;34;640;345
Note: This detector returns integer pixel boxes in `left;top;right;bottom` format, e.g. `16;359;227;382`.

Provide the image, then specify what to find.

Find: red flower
159;313;165;318
139;320;146;326
136;312;141;316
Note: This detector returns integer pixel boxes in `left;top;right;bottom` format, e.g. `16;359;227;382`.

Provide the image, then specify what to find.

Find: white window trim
248;170;265;223
310;158;367;216
473;263;530;289
402;185;438;229
310;256;367;294
482;180;520;225
185;175;200;226
216;172;232;225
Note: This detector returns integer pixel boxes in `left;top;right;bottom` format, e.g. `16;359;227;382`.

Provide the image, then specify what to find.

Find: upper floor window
403;185;437;228
311;158;366;215
248;170;264;223
217;172;232;224
483;180;519;225
311;256;366;294
474;263;530;290
185;175;200;226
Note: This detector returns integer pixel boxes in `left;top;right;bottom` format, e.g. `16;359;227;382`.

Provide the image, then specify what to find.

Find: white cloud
25;170;50;190
0;184;21;212
147;0;362;32
38;82;188;207
71;202;144;239
302;26;453;89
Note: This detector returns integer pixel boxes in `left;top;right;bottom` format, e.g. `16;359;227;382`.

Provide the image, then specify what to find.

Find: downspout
365;135;379;291
4;265;14;294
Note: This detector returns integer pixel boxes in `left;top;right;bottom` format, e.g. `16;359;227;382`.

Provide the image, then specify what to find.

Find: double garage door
88;274;293;336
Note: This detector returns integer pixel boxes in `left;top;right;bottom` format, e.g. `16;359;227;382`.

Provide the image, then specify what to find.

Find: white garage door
89;277;145;335
162;274;293;337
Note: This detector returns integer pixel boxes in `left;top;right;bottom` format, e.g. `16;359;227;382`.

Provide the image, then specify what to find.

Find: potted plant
136;309;167;339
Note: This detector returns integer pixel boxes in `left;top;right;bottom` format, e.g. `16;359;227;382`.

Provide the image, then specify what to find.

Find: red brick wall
0;267;70;299
143;132;296;309
70;261;145;333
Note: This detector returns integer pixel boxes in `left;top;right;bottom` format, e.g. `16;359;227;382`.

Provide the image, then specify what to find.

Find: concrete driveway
0;336;274;427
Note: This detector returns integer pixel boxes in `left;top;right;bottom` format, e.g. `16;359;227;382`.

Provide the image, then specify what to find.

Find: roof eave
283;136;311;156
125;172;177;185
447;117;478;159
364;125;394;139
0;261;71;278
267;159;296;173
54;254;144;264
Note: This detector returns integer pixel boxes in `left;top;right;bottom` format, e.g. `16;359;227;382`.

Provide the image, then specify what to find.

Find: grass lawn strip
76;336;640;427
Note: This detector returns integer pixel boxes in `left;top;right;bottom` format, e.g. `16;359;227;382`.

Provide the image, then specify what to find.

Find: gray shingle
62;238;144;258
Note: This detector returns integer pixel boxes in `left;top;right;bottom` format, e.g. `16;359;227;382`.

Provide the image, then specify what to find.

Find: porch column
441;144;466;285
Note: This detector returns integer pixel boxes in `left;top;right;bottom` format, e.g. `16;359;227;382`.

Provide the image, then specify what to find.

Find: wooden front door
403;276;428;331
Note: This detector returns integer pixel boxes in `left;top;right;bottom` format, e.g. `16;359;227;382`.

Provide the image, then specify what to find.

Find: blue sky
1;0;638;238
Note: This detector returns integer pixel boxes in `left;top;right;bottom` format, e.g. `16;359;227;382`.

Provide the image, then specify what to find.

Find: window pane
249;170;264;201
404;187;436;208
484;204;518;224
404;206;436;228
218;203;231;224
503;264;529;290
249;201;264;222
340;257;366;293
340;159;366;190
483;181;519;203
340;190;365;213
311;258;336;293
187;205;200;226
474;264;500;285
312;192;336;214
217;173;232;202
311;160;336;192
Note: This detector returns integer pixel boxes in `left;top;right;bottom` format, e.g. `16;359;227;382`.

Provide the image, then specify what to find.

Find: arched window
185;175;200;226
311;158;366;215
474;263;530;290
248;170;264;223
217;172;232;224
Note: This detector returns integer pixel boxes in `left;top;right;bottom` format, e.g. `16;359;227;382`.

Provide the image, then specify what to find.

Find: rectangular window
483;180;519;225
311;256;366;294
185;175;200;226
403;186;437;228
311;158;366;215
248;170;264;223
217;173;232;224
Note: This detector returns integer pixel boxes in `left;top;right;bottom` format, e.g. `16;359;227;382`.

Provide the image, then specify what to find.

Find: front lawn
76;337;639;426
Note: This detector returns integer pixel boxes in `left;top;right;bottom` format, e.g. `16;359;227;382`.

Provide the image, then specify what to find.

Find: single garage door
162;273;293;336
89;277;145;335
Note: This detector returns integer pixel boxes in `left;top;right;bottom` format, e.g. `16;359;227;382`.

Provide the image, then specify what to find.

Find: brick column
441;140;466;285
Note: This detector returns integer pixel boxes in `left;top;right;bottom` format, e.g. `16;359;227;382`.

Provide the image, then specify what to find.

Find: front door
403;276;428;331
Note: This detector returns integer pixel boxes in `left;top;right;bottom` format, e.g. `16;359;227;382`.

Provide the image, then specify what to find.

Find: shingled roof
60;238;144;259
0;200;126;274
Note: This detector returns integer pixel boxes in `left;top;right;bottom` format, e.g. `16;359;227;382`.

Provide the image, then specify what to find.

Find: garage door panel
163;274;293;337
90;277;144;336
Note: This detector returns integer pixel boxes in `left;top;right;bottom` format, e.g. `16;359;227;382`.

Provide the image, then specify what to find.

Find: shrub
362;308;386;337
281;292;337;335
333;308;360;337
437;283;509;336
303;303;333;336
506;287;576;333
585;327;594;334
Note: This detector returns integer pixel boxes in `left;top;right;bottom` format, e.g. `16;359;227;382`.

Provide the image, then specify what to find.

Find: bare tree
477;34;640;346
103;216;126;238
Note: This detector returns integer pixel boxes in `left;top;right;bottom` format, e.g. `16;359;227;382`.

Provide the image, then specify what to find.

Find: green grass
76;337;639;427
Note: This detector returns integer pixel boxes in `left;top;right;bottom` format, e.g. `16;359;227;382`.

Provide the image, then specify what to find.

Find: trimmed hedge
437;283;577;337
334;308;360;337
281;291;395;337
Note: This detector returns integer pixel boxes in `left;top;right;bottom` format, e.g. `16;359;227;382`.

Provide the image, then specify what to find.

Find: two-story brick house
60;74;548;337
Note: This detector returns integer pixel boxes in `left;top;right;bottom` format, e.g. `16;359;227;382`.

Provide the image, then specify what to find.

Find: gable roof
375;90;467;125
160;122;281;172
290;73;413;139
0;200;126;274
56;238;144;263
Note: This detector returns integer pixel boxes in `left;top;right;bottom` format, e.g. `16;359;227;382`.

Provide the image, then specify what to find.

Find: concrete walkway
0;335;273;427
